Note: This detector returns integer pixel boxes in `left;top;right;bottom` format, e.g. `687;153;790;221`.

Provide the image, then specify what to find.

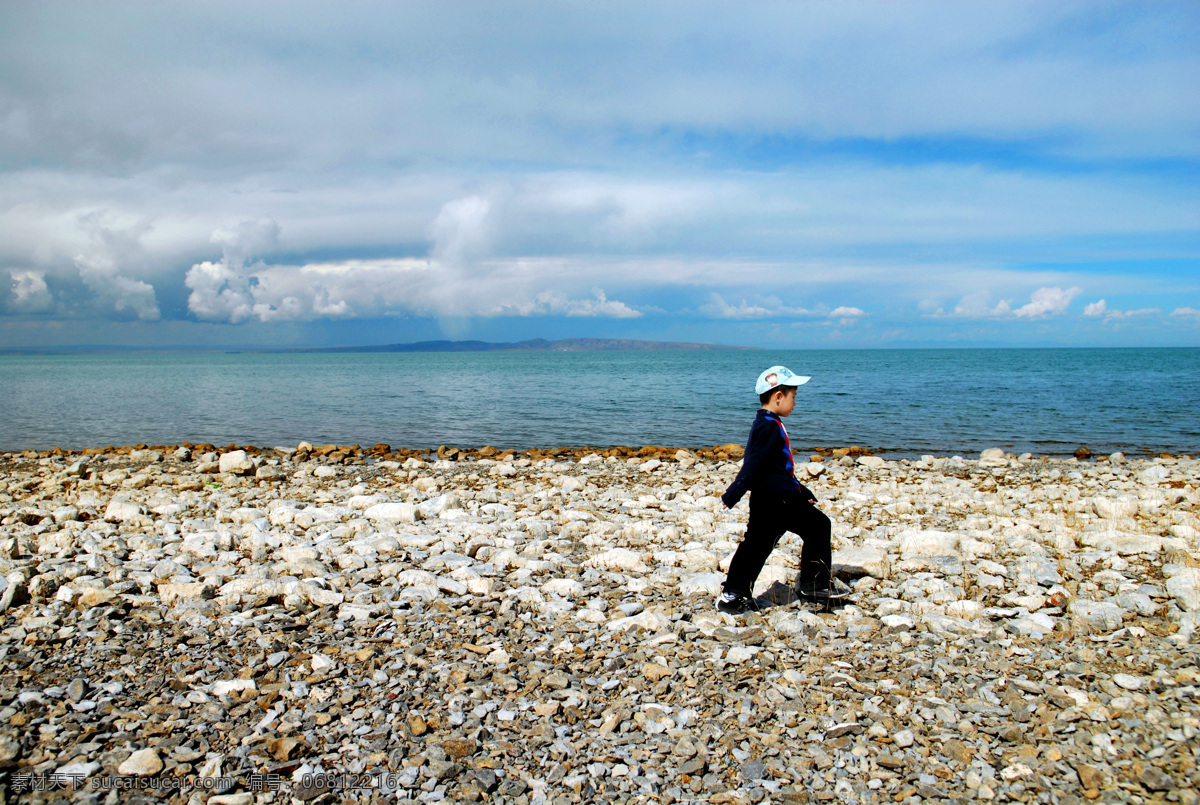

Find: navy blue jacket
721;409;815;508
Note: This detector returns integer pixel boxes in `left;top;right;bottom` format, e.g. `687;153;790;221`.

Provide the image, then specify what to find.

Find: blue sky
1;1;1197;348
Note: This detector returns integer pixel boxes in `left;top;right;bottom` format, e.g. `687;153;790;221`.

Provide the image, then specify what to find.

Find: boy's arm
720;421;778;508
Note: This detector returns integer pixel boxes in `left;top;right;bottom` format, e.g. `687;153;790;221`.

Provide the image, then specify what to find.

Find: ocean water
0;348;1196;457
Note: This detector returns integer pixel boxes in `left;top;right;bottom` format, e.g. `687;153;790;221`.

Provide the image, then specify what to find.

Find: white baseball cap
755;365;810;395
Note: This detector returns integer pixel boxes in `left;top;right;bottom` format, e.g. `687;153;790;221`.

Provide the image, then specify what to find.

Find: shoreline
1;444;1198;802
2;441;1194;465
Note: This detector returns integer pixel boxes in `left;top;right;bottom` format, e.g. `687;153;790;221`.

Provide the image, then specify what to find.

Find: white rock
880;614;914;633
725;645;757;663
832;546;889;578
297;583;344;606
1008;614;1055;638
584;548;648;572
979;448;1007;467
313;465;337;478
856;456;885;469
208;795;256;805
364;502;422;524
1069;600;1125;631
898;529;960;559
1139;464;1170;484
639;459;663;472
1112;673;1144;690
1165;568;1200;612
607;609;669;632
947;600;985;619
53;505;80;523
55;761;101;783
678;573;724;597
893;730;914;748
311;654;335;673
542;578;585;598
212;679;256;697
157;582;211;607
118;748;163;776
1081;531;1162;555
104;499;146;522
218;450;255;475
1092;495;1139;519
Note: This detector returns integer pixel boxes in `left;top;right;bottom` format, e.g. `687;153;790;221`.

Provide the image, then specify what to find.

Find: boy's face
765;386;797;417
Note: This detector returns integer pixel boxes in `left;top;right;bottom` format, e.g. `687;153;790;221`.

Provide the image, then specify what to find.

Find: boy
717;365;848;615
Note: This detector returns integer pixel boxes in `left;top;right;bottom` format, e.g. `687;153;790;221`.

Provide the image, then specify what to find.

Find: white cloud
1083;299;1161;322
1170;307;1200;320
8;270;53;312
699;294;813;319
1012;286;1081;318
829;306;865;318
71;213;160;321
429;196;493;265
936;285;1082;320
1083;299;1108;317
185;245;641;323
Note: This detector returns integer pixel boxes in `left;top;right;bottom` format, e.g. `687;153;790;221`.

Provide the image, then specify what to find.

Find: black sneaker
796;578;852;602
716;592;760;615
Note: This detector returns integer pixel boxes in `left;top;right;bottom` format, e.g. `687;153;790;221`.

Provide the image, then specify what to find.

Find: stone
1139;767;1173;791
212;679;256;697
832;546;889;578
1112;674;1144;690
584;548;647;572
104;498;146;522
364;502;422;523
678;572;724;596
941;739;975;764
1081;531;1163;555
118;748;163;776
1093;494;1139;519
218;450;255;475
857;455;885;469
1166;568;1200;611
208;795;255;805
1069;600;1125;631
899;529;959;559
893;730;914;748
642;662;674;682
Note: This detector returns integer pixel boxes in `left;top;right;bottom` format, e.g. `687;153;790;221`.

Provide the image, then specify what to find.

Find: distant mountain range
284;338;750;353
0;337;750;355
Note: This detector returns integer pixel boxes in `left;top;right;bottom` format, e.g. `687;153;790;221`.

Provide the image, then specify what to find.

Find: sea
1;348;1197;458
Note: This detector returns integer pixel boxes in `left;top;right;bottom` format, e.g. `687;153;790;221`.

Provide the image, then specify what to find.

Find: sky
1;1;1198;349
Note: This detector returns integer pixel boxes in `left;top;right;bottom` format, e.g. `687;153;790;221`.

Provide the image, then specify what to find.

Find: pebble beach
1;442;1198;805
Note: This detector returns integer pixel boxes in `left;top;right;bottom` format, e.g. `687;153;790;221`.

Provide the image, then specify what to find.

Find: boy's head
755;365;809;409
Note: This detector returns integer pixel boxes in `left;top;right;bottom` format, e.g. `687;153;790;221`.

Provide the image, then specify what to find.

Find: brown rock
441;738;478;760
267;736;305;762
642;662;674;683
1076;762;1104;790
941;739;975;764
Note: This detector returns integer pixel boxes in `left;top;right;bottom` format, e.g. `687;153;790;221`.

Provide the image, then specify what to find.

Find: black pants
723;491;832;597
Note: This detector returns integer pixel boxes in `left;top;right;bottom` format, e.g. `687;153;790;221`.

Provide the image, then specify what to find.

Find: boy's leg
787;497;833;590
723;497;785;598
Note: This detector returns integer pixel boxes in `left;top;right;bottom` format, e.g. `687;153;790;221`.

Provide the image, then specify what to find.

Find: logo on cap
765;373;778;388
